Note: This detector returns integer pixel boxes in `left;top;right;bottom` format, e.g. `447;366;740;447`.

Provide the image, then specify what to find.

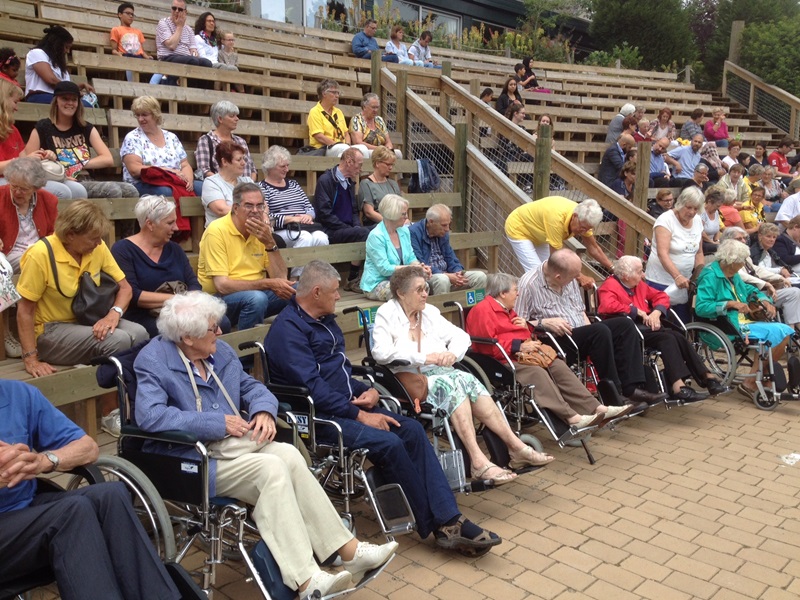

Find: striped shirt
514;263;587;329
155;17;196;58
259;179;315;229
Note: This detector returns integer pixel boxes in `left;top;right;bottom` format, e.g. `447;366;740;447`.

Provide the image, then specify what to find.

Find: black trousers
0;482;179;600
327;225;370;244
643;328;710;389
554;318;646;398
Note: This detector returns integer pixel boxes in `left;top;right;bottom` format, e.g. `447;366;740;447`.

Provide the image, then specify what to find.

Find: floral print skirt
425;366;489;416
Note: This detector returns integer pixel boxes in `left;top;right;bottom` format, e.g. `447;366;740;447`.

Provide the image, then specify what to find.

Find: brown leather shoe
627;388;668;406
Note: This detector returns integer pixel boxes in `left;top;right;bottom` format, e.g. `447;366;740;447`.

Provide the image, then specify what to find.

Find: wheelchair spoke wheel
74;455;178;562
684;322;737;386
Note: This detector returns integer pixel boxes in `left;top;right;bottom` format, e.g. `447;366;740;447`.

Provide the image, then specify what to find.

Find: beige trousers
214;441;353;589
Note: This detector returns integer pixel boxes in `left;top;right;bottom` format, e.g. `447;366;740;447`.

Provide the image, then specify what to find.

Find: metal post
454;123;468;232
396;70;408;157
533;124;552;200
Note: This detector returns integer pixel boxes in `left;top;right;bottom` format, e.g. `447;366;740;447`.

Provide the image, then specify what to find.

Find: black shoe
705;379;726;397
625;401;650;414
627;388;669;406
670;386;709;403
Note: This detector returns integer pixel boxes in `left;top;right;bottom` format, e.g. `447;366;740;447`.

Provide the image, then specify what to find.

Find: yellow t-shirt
307;103;347;148
198;213;270;294
504;196;592;247
17;236;125;338
739;201;764;231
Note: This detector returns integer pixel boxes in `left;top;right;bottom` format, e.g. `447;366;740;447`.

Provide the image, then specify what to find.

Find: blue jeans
221;290;288;330
324;408;459;539
26;91;93;107
133;180;203;197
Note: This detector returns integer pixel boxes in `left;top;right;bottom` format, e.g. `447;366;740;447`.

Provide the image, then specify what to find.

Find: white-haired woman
372;267;554;486
111;195;220;338
599;256;725;402
348;93;401;160
505;196;611;282
466;273;634;427
645;186;705;321
134;292;397;598
258;146;328;279
361;194;430;301
195;100;256;180
696;239;794;398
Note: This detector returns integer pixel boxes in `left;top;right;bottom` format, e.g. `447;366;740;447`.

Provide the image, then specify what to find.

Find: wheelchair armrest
267;383;311;397
351;365;375;378
69;463;105;484
470;336;498;345
121;424;200;446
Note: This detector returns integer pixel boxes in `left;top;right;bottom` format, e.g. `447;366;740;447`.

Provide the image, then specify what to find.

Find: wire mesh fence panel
753;87;792;134
726;73;751;110
466;173;521;276
406;81;454;193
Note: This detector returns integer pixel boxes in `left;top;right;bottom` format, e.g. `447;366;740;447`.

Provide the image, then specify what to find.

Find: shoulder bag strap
321;110;345;141
40;238;69;298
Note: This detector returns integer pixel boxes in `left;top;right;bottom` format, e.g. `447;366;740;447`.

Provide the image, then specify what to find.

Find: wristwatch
43;451;60;472
266;244;279;252
110;306;124;317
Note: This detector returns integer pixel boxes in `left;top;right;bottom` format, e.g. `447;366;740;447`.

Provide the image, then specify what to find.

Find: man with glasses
198;182;294;330
111;3;153;60
155;0;211;68
351;19;398;62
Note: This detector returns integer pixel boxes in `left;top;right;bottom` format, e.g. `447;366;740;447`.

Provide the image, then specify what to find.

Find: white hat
620;103;636;116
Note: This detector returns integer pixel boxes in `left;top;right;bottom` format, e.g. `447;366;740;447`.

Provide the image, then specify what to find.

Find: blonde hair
0;80;23;139
131;95;163;125
55;199;111;239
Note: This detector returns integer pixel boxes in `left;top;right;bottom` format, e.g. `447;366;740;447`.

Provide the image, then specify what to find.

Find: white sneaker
4;331;21;358
342;540;398;583
101;408;121;438
303;570;352;599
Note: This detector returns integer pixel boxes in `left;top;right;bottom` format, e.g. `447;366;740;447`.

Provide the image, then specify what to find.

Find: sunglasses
171;6;186;12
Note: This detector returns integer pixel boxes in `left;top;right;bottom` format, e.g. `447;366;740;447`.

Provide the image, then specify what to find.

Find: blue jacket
134;336;278;495
352;32;378;58
772;232;800;267
361;222;417;292
598;143;625;188
409;218;463;274
265;298;370;421
314;167;358;231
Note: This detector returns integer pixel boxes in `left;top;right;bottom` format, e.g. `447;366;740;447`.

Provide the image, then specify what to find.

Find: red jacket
0;186;58;252
139;166;193;231
465;296;532;362
597;275;670;321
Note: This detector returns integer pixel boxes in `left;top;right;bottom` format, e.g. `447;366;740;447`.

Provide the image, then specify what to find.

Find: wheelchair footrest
371;483;417;536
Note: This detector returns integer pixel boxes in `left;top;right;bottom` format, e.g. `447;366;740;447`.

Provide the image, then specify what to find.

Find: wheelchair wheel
69;455;178;562
455;356;494;393
753;390;780;411
519;433;544;454
684;322;737;386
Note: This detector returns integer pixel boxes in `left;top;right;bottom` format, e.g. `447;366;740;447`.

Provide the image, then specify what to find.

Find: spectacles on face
207;324;221;334
326;90;341;96
171;6;186;12
9;183;35;196
241;202;267;212
122;11;134;16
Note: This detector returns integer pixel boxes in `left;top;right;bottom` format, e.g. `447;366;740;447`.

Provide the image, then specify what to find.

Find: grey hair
210;100;239;127
486;272;517;298
378;194;408;220
3;157;47;189
612;255;643;278
157;291;227;342
316;79;339;99
425;203;452;222
764;166;776;177
134;195;176;228
715;239;750;266
720;226;747;242
361;92;379;109
231;182;263;205
389;264;427;298
694;163;709;174
262;145;291;172
758;222;780;237
720;188;737;206
573;198;603;228
675;186;705;210
748;164;765;177
296;260;340;296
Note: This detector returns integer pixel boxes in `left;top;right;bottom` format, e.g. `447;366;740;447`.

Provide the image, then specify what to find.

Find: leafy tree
739;17;800;98
588;0;695;70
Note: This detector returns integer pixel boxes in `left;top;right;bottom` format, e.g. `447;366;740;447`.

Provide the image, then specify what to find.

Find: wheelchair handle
238;341;262;351
89;356;115;366
343;306;365;315
470;336;498;345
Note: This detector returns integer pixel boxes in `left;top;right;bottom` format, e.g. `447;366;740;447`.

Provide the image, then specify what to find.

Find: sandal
434;516;502;554
471;462;517;486
736;383;756;399
508;445;555;470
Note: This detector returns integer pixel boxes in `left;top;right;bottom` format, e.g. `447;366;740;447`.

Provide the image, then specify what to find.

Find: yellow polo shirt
198;213;270;294
307;102;347;148
504;196;593;247
739;200;765;232
17;235;125;338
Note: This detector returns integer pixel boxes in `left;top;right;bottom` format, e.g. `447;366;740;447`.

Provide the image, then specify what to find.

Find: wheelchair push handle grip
343;306;365;315
470;336;498;345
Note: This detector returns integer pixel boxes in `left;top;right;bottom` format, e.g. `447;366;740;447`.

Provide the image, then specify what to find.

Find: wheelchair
92;341;406;600
348;305;542;488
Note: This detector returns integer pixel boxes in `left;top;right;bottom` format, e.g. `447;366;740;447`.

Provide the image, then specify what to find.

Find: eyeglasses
207;324;221;334
122;11;134;16
241;202;267;212
171;6;186;12
326;90;341;96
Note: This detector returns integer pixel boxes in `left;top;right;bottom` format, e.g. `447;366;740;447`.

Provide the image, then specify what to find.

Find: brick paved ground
30;390;800;599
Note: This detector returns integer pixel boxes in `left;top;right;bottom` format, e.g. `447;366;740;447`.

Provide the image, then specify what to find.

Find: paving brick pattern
29;392;800;599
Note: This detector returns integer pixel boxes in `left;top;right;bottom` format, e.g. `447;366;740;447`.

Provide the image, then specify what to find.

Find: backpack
408;158;441;193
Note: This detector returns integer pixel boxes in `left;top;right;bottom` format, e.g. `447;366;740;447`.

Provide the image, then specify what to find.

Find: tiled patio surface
32;390;800;599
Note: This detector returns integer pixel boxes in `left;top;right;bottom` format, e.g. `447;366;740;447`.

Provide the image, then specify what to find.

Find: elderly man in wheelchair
0;379;202;600
132;291;397;599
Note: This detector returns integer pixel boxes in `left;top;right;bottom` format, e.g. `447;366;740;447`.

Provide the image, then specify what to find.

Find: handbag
285;221;325;240
0;252;21;313
149;280;188;317
42;238;120;326
516;342;557;368
41;160;66;182
747;292;773;322
297;145;327;156
394;315;429;410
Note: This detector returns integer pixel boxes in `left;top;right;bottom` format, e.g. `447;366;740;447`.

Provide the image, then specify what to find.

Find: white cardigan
371;300;470;374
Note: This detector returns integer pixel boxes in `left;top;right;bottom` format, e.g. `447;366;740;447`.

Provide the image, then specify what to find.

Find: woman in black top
495;77;522;117
22;81;138;199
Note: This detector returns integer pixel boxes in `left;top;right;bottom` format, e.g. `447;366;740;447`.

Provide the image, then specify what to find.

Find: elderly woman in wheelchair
466;272;634;429
133;291;397;599
371;266;554;487
598;256;727;402
695;239;794;399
